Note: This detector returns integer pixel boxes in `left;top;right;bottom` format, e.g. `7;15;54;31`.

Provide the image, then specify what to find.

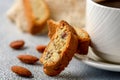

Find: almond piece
36;45;46;53
11;65;32;77
17;54;39;64
10;40;25;49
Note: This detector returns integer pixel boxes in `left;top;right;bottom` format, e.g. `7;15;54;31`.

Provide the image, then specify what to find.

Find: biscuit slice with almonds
40;20;78;76
7;0;50;35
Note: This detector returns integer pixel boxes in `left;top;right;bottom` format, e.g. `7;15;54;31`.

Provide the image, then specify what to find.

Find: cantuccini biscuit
7;0;50;35
74;27;90;55
40;20;78;76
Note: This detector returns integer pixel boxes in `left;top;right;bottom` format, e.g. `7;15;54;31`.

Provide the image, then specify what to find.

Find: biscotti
74;27;90;55
7;0;50;35
40;20;78;76
7;0;29;32
47;19;59;39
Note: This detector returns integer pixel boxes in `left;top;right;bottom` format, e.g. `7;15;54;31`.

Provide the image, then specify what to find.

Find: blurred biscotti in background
7;0;50;35
7;0;86;35
45;0;86;27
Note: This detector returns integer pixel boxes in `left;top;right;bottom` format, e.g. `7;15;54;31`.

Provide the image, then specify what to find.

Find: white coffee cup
86;0;120;63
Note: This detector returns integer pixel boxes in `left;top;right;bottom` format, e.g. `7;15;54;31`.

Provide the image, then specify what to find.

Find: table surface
0;0;120;80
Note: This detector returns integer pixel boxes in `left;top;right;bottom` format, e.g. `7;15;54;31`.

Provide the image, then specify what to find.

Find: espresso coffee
95;0;120;8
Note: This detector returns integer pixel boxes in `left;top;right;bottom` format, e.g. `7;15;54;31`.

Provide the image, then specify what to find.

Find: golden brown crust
47;19;59;38
74;27;90;55
40;20;78;76
23;0;34;33
60;20;77;35
23;0;50;34
43;67;62;76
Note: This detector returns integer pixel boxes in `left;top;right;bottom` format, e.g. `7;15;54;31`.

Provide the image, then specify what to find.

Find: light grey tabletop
0;0;120;80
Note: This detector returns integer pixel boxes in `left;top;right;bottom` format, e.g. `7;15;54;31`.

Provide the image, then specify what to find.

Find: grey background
0;0;120;80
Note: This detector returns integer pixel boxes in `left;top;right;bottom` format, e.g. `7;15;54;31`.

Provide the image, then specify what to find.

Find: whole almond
36;45;46;53
11;65;32;77
10;40;25;49
17;54;39;64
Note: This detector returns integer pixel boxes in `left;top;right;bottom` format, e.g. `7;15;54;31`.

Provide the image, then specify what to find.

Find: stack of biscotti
40;20;78;76
7;0;86;34
7;0;50;35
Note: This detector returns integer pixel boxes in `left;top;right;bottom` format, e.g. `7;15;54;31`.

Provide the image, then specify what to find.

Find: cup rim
88;0;120;11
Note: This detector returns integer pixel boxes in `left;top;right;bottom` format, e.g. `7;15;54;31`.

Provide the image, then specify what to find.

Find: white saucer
75;48;120;72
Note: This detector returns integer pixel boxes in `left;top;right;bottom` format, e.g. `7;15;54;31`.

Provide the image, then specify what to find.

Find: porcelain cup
86;0;120;63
